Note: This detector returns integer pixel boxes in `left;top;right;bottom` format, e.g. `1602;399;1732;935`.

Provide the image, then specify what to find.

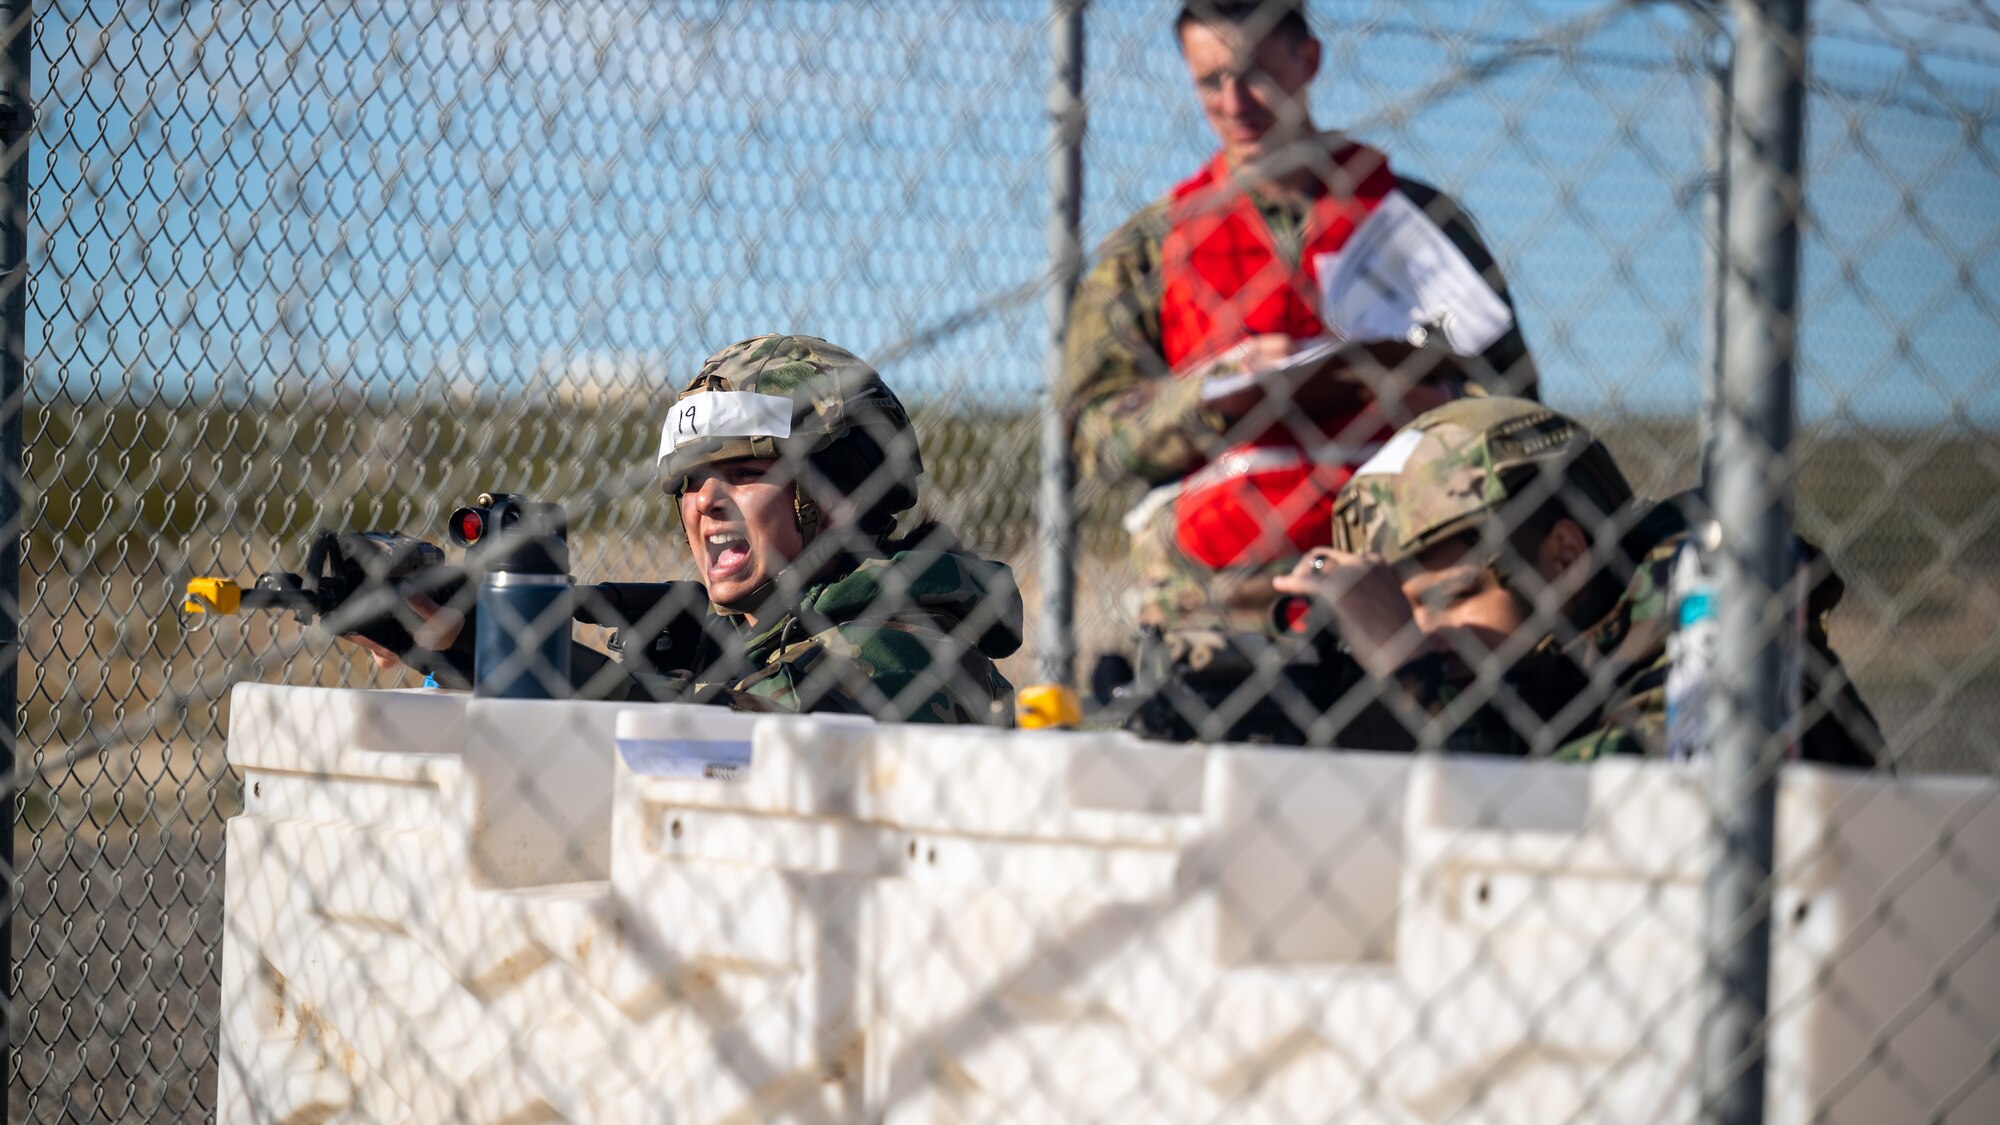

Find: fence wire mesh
7;0;1998;1121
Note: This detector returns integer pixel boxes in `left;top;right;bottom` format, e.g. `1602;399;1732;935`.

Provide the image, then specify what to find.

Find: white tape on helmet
1352;427;1425;479
657;391;796;464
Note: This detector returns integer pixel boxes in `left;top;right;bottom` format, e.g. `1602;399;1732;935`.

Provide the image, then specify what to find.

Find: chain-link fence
7;0;1997;1121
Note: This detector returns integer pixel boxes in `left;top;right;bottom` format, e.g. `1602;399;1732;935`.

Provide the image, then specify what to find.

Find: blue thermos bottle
451;493;573;699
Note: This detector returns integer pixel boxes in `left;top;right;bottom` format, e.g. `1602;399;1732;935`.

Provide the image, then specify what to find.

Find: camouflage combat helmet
659;334;924;539
1333;396;1632;563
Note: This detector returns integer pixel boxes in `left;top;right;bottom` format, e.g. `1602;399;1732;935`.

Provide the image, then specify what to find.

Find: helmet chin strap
787;482;869;582
793;485;821;545
1483;555;1531;615
706;484;830;619
672;487;776;619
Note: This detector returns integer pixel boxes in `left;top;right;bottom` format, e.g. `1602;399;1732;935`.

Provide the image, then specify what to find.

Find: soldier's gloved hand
1273;547;1424;680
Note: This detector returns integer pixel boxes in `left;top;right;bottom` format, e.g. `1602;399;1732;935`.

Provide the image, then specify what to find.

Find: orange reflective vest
1159;142;1397;570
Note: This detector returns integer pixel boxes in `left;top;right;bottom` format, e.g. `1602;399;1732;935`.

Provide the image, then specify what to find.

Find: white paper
1197;336;1348;403
657;390;795;463
1314;190;1514;356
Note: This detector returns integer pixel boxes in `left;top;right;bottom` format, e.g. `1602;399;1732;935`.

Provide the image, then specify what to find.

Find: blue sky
31;0;2000;427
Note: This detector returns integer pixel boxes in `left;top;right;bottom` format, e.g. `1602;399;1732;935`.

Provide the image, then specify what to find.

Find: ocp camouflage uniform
1335;399;1883;766
1061;163;1540;632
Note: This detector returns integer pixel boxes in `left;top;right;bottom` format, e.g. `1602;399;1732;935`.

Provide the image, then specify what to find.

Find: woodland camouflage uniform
587;335;1024;724
623;549;1021;725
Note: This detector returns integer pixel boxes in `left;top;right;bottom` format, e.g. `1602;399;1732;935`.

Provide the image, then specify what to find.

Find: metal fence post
1037;0;1085;689
1702;1;1806;1122
1699;21;1732;487
0;0;28;1098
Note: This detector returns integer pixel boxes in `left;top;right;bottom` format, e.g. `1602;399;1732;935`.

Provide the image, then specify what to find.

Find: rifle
181;493;714;693
1113;596;1427;749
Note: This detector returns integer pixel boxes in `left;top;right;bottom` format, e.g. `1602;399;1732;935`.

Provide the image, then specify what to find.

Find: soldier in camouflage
363;335;1023;724
625;334;1023;723
1272;396;1882;765
1061;0;1540;635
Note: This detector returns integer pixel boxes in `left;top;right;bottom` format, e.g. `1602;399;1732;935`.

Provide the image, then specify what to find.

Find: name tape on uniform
658;391;795;463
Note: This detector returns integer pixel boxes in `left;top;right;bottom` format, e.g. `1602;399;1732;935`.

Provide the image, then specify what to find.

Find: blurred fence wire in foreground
5;0;1998;1120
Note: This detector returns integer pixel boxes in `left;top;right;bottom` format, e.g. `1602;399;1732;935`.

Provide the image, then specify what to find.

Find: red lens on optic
456;510;484;544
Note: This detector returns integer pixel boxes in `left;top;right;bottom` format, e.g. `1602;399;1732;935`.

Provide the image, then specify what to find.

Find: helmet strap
1483;555;1531;613
677;470;854;618
793;487;821;545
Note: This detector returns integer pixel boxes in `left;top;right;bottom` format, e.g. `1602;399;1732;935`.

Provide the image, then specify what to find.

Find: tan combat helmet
1332;396;1633;563
658;334;924;540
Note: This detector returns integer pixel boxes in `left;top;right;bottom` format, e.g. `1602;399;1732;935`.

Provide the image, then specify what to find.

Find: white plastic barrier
219;683;2000;1123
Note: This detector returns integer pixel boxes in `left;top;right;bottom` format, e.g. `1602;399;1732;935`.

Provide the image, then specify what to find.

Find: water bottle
476;568;573;699
1664;521;1719;760
1664;518;1807;760
452;494;573;699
